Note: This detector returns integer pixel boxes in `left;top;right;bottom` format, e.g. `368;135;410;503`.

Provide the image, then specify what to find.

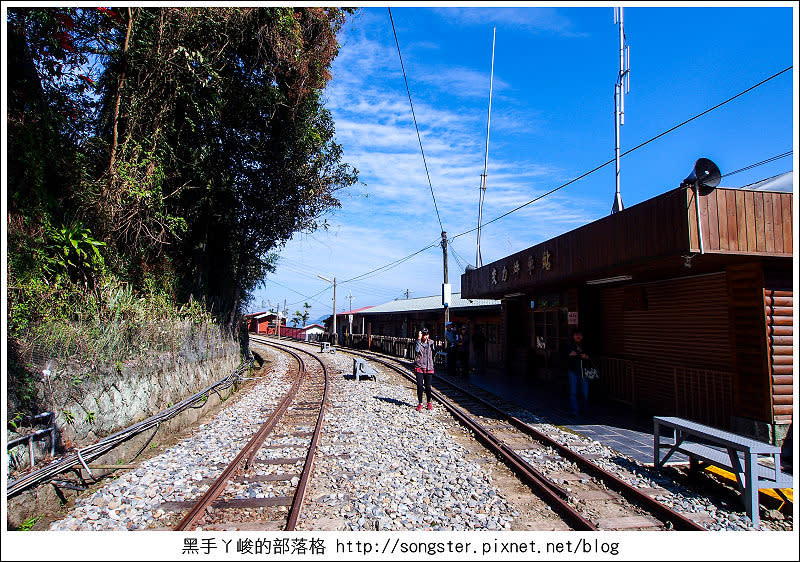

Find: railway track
172;339;328;531
276;338;706;532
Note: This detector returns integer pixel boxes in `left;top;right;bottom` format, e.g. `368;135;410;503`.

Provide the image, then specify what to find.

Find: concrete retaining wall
6;324;243;529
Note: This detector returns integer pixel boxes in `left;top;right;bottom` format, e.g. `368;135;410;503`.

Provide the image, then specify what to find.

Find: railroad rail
173;339;328;531
275;338;706;531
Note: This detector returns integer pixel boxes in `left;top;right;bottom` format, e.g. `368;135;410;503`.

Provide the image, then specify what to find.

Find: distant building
321;306;375;340
301;323;325;342
243;311;283;334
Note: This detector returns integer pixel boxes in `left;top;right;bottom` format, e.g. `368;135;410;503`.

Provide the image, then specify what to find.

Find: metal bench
654;416;792;528
319;341;335;354
352;357;377;381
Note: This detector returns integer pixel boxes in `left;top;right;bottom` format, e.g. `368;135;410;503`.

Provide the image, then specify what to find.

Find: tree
8;7;358;331
300;302;312;326
98;8;358;327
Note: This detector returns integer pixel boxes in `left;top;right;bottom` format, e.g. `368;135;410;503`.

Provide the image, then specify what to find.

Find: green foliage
85;411;96;424
20;516;42;531
7;7;358;409
62;410;76;425
44;222;106;286
6;351;40;410
8;412;26;431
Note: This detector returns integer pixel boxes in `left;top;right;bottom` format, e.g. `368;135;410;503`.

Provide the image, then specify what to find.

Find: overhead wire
720;150;792;179
283;147;793;308
340;238;441;284
273;67;792;303
451;65;793;242
388;7;445;234
264;278;330;309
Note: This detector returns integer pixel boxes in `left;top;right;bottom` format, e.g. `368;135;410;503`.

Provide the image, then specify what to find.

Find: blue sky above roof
251;5;795;320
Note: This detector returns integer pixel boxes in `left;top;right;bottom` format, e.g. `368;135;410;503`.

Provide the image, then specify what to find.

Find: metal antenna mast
476;27;496;267
612;7;630;214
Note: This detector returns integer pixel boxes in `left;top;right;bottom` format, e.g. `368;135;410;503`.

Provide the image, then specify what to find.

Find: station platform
455;368;680;466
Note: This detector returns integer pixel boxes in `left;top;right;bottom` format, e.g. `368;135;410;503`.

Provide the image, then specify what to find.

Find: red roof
334;305;375;316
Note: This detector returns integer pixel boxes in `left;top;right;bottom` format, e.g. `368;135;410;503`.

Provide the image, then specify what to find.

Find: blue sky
250;5;796;322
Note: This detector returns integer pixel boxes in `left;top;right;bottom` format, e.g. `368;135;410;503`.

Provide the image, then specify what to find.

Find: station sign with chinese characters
489;249;555;288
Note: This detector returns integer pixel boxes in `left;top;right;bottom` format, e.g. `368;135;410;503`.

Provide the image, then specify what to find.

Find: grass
20;516;41;531
9;276;229;410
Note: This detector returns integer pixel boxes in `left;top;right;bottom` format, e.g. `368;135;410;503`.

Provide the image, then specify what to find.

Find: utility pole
332;279;337;345
318;274;337;346
347;291;354;335
404;289;410;299
442;231;449;338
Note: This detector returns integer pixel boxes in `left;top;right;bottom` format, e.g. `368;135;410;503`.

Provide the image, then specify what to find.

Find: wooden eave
461;186;793;300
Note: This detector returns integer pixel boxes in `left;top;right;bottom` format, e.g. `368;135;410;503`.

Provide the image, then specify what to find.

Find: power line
451;65;793;242
721;150;792;179
388;7;445;233
288;285;331;308
284;149;792;306
341;238;441;284
275;67;792;299
266;279;330;310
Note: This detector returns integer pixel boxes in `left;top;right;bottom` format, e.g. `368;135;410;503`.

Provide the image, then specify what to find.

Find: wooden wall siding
689;188;793;255
597;273;731;416
727;263;772;423
766;289;793;423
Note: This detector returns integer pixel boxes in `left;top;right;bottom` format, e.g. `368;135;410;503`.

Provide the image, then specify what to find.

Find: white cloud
432;7;588;38
252;17;603;315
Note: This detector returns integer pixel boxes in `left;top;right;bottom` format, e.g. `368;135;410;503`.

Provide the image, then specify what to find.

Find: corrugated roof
335;305;375;316
738;170;793;192
252;312;276;320
359;292;499;315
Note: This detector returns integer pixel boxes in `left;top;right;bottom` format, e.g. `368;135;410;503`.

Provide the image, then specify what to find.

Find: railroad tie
160;497;293;512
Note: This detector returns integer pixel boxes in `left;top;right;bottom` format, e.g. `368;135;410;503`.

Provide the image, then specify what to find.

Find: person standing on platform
445;322;456;375
567;329;590;417
457;325;471;377
414;328;436;411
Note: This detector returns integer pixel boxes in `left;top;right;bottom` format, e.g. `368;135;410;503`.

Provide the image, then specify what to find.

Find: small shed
301;324;325;342
244;311;282;334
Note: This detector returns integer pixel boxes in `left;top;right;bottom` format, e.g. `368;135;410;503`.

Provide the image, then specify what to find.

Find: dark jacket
566;341;588;374
414;339;436;372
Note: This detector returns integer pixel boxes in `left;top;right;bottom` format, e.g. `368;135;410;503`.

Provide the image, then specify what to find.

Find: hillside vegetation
7;7;358;414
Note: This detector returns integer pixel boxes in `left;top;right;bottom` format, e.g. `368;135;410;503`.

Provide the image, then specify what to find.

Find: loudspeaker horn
682;158;721;194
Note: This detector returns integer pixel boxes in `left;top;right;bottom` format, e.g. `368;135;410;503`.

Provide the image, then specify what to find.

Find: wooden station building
461;184;793;446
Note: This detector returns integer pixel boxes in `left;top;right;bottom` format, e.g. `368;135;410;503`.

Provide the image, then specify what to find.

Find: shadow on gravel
342;374;377;382
374;396;414;409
